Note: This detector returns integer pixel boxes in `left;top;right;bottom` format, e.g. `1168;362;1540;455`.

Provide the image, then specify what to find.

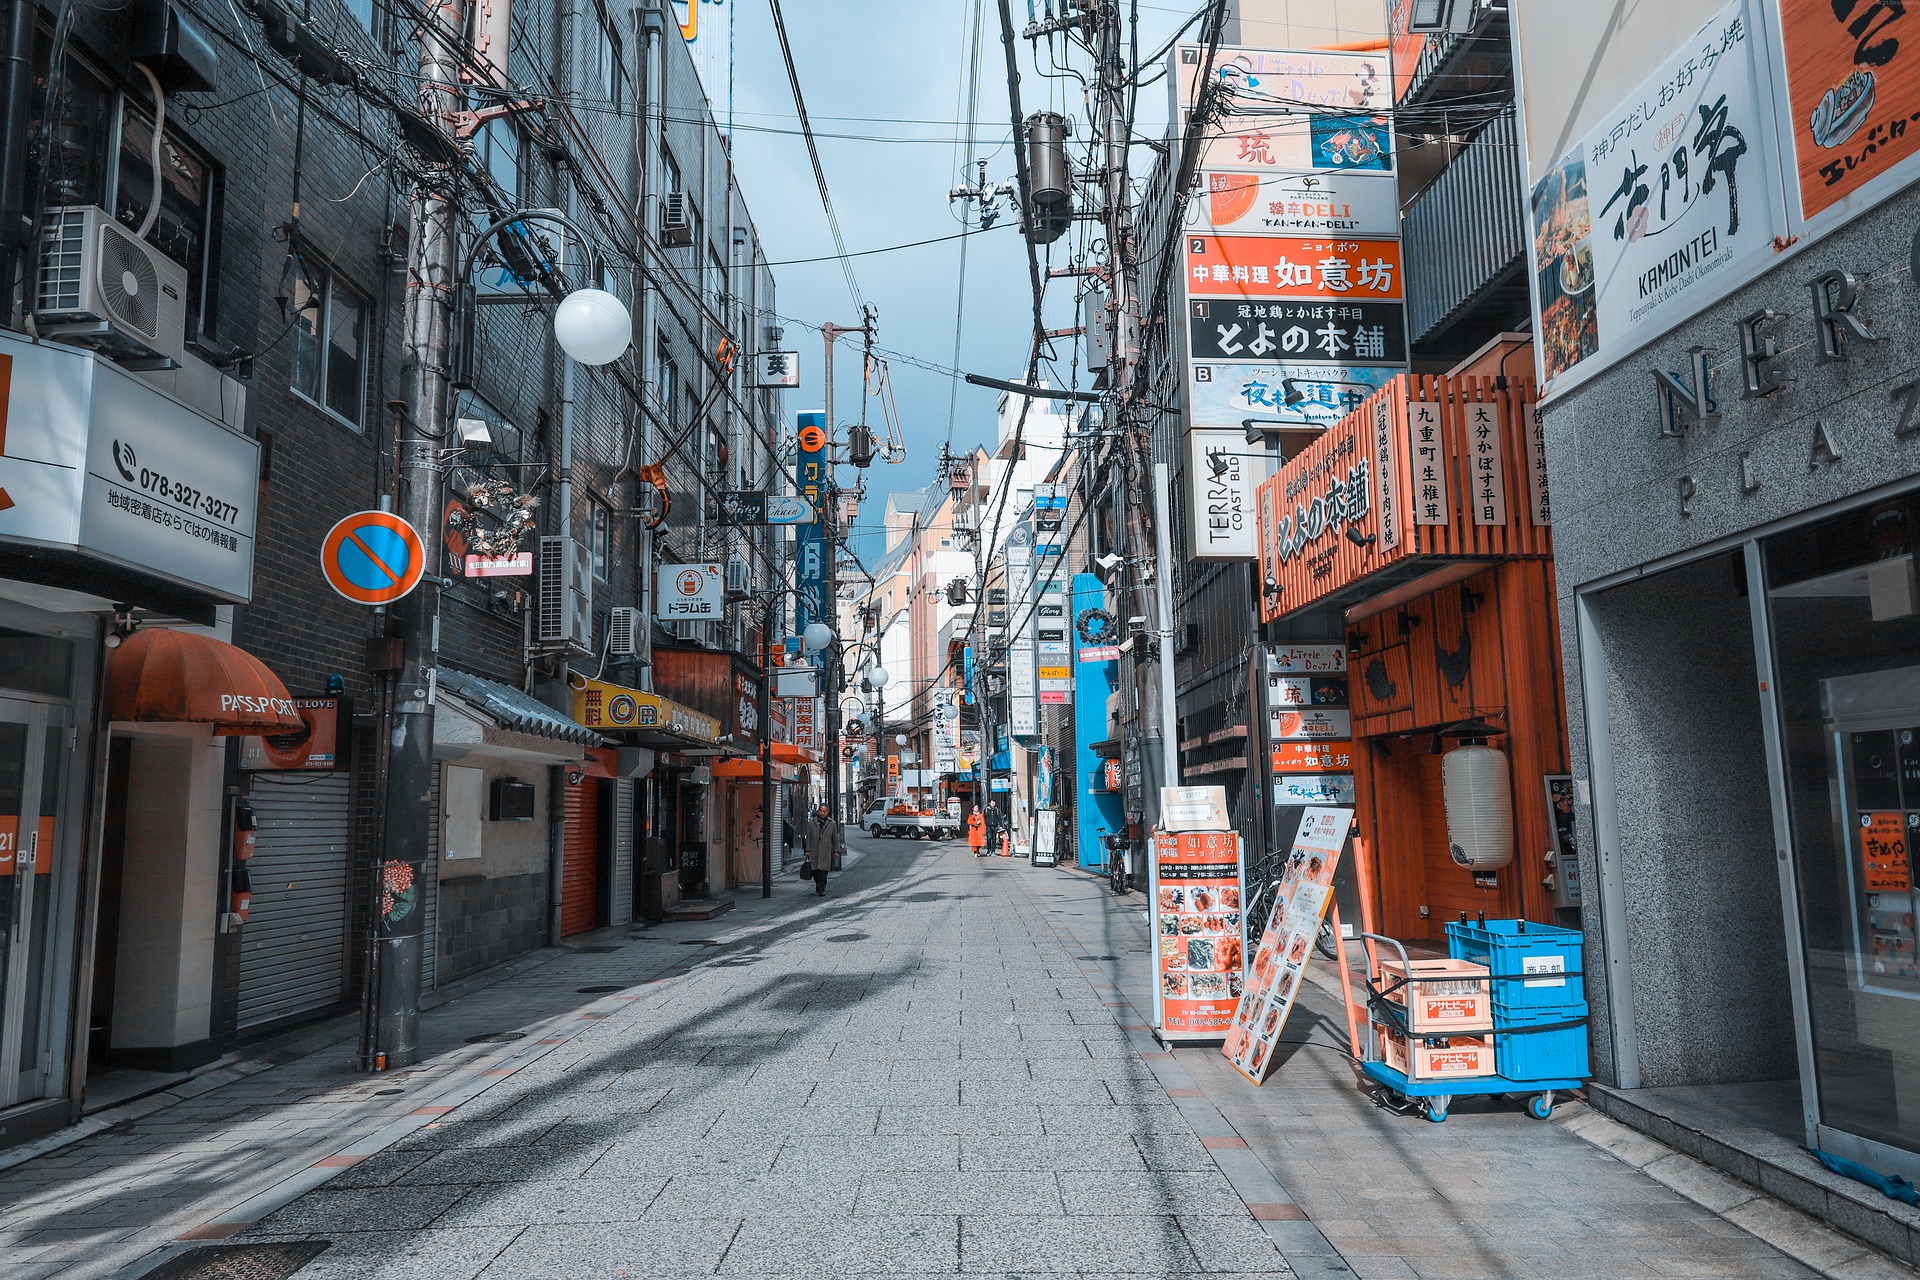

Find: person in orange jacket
967;808;986;856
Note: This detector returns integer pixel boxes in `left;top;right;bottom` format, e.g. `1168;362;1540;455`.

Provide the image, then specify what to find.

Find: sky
702;1;1191;563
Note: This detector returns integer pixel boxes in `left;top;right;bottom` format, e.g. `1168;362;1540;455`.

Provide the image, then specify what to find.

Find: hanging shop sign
1270;740;1353;773
572;675;721;743
1256;375;1552;622
1267;644;1348;674
239;697;345;771
1187;428;1267;561
718;492;817;527
795;410;828;627
1186;168;1401;238
752;350;800;388
1225;806;1354;1083
1270;707;1350;740
1188;298;1406;365
655;562;723;621
931;687;960;773
1149;827;1248;1042
1174;46;1392;176
1185;236;1403;302
1274;774;1357;805
1523;0;1783;392
1192;362;1399;431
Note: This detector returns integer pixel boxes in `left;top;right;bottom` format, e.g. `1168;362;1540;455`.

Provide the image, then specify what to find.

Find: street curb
1554;1103;1919;1280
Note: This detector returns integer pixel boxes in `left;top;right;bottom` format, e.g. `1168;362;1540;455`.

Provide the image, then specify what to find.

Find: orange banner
1862;811;1912;892
1271;741;1354;774
1780;0;1920;218
0;816;56;876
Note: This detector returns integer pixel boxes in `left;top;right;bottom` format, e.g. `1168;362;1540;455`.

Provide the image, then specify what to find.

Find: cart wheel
1424;1097;1450;1123
1528;1092;1554;1120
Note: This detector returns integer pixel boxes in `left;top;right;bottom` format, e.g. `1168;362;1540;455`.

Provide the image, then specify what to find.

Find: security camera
1126;614;1148;635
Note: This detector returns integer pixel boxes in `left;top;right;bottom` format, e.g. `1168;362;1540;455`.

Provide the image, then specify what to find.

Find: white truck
861;801;960;841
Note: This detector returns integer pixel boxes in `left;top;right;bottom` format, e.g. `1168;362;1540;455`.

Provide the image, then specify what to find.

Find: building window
343;0;376;34
594;4;623;110
477;118;520;203
290;264;369;428
656;338;677;422
589;500;612;580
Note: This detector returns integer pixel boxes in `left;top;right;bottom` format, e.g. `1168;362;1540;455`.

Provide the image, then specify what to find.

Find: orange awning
770;741;817;765
106;628;302;735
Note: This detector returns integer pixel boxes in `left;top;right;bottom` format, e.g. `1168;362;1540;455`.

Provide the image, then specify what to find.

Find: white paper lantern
1442;742;1514;870
552;288;632;365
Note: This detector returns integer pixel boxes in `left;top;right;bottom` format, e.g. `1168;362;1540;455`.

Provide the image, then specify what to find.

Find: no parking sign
321;510;427;605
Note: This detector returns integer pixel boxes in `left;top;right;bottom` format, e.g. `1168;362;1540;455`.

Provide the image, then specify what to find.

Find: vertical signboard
1778;0;1920;223
795;411;827;628
931;687;959;774
1173;44;1403;561
1007;522;1038;736
1225;807;1354;1083
1149;827;1248;1042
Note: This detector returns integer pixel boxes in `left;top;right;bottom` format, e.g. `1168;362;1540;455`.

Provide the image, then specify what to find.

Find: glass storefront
1765;499;1920;1160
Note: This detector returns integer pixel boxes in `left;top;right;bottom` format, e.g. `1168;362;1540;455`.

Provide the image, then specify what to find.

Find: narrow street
0;832;1851;1279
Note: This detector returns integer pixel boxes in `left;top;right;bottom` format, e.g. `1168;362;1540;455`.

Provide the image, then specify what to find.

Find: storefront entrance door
0;697;71;1109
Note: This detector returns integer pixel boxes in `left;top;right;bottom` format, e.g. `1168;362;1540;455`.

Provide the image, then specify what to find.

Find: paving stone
718;1213;960;1274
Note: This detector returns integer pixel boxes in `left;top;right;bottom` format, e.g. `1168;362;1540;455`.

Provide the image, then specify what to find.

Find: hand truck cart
1357;930;1588;1123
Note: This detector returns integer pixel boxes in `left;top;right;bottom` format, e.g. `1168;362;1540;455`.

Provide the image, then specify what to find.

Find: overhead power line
766;0;864;311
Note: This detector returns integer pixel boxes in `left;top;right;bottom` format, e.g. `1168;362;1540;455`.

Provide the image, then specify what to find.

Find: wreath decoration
1075;607;1116;645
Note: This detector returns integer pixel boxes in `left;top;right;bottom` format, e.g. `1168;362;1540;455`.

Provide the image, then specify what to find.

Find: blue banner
795;410;827;628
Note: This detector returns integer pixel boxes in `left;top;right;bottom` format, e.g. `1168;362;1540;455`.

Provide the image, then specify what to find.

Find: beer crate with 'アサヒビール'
1377;1025;1498;1081
1379;958;1492;1033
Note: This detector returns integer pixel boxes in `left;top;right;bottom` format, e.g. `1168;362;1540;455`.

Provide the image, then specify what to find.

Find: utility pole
819;313;873;838
374;0;465;1069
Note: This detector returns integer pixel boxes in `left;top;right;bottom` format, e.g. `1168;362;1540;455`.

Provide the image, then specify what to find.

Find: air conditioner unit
725;558;750;598
1406;0;1477;33
607;606;641;657
537;535;593;652
35;205;189;369
661;191;695;247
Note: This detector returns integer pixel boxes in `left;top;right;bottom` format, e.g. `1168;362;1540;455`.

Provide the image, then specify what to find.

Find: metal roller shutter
237;774;352;1029
609;780;634;927
422;768;439;993
561;778;600;936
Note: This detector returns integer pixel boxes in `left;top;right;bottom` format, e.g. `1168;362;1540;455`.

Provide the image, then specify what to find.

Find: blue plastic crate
1494;997;1589;1030
1446;919;1586;1015
1495;1021;1590;1082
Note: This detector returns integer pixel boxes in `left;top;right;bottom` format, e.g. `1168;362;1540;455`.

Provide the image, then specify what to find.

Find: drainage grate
1075;955;1119;961
573;945;623;954
137;1242;330;1280
577;985;623;993
464;1030;526;1044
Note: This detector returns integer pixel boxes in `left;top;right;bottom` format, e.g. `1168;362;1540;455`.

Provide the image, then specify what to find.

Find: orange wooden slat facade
561;778;601;937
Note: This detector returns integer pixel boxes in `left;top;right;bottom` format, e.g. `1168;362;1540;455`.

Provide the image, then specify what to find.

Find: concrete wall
436;760;551;982
1579;553;1794;1087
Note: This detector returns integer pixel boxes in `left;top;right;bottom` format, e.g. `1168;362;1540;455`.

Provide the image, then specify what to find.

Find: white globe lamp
553;288;632;366
803;621;833;652
865;666;890;689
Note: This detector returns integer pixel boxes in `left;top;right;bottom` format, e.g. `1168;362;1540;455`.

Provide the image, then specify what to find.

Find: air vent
537;535;593;652
662;191;694;247
33;206;189;368
98;221;160;337
608;606;641;657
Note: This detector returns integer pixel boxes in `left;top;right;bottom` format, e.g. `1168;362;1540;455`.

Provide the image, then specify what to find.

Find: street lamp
552;289;633;366
865;665;890;689
803;621;834;652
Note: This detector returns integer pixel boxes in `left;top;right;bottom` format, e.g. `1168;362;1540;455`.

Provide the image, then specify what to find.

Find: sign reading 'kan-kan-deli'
1256;374;1553;621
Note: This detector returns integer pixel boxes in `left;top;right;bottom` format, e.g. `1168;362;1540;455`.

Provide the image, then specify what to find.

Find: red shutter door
562;778;600;937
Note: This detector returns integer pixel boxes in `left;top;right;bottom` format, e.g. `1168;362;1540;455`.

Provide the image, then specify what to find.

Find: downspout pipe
0;0;39;327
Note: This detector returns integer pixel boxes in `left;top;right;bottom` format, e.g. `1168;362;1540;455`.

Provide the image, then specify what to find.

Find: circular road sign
798;423;827;453
321;510;427;606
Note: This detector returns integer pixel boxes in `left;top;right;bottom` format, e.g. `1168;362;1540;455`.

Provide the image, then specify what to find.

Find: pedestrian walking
802;803;840;896
967;808;986;856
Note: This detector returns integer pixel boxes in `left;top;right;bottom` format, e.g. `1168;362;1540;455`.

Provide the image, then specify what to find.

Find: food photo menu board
1224;807;1355;1084
1150;827;1248;1042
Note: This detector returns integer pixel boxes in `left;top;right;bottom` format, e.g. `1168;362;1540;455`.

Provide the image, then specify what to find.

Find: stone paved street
0;832;1886;1278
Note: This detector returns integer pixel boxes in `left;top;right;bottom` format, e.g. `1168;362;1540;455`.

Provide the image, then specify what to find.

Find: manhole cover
1076;955;1119;961
577;985;623;993
825;932;867;942
374;1088;403;1096
137;1241;330;1279
464;1030;526;1044
573;945;622;954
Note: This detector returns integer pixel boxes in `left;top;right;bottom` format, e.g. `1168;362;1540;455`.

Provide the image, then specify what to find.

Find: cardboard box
1379;958;1492;1033
1159;785;1230;831
1377;1024;1497;1081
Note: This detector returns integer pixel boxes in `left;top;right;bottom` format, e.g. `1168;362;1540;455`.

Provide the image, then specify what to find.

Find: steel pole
1151;461;1179;795
375;0;465;1070
761;601;774;896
